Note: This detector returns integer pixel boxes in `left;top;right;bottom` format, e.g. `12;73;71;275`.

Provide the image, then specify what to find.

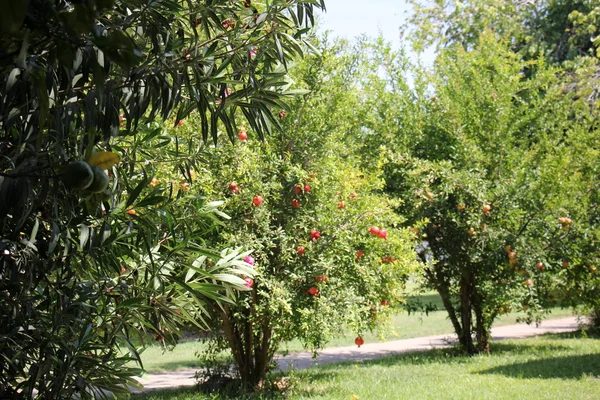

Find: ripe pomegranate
177;120;184;126
536;262;544;271
303;184;311;193
524;279;533;287
508;251;516;259
482;204;491;215
279;110;287;119
467;227;475;237
315;274;328;283
238;130;248;141
338;201;345;209
252;195;263;207
562;261;569;268
558;217;573;229
377;229;388;240
221;18;233;29
120;267;126;275
558;217;573;225
292;184;302;195
127;209;136;215
381;300;389;306
291;199;300;209
368;226;380;236
354;336;364;347
307;286;319;296
229;182;240;193
244;277;254;288
356;250;364;260
149;177;160;188
310;229;321;241
296;246;305;255
244;255;255;266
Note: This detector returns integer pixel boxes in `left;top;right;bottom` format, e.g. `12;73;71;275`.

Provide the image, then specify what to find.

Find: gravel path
134;316;582;392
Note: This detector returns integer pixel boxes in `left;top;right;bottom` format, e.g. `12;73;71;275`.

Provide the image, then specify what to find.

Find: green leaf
126;172;152;208
79;225;90;250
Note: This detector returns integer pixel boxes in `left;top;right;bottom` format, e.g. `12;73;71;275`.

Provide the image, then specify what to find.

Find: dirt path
134;316;582;392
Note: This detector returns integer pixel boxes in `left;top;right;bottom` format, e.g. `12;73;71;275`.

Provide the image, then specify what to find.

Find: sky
315;0;411;46
313;0;436;66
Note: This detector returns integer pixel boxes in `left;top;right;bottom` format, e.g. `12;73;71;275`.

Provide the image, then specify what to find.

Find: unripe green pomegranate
85;165;110;193
62;161;94;190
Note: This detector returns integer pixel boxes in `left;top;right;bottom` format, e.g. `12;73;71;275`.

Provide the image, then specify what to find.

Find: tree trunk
436;283;463;343
473;285;490;353
459;272;475;354
221;305;274;388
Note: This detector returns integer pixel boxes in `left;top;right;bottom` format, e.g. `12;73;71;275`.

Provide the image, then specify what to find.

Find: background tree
376;33;598;353
0;0;323;398
405;0;600;64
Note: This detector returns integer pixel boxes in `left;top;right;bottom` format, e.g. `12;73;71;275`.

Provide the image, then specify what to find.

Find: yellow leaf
87;152;120;170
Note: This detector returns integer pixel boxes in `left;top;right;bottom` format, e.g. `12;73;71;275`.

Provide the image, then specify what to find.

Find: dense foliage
0;0;323;398
379;33;600;353
166;42;417;387
3;0;600;396
406;0;600;63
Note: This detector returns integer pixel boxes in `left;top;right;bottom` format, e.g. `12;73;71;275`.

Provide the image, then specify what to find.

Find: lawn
133;288;575;373
133;330;600;400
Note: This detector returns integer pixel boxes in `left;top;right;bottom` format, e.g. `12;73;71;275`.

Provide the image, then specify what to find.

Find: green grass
133;331;600;400
135;291;574;373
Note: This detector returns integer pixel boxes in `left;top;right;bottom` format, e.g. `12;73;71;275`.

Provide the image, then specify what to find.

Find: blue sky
315;1;411;45
314;0;435;65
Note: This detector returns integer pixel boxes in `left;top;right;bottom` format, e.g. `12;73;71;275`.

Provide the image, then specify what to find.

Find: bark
473;284;490;353
459;272;475;354
221;304;274;388
436;282;463;342
425;267;464;342
221;305;245;373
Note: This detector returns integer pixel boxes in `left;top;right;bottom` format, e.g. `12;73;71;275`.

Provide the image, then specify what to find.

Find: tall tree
406;0;600;64
358;33;599;354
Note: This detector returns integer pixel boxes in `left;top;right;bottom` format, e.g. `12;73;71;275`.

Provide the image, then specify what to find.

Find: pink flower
244;278;254;288
244;255;255;266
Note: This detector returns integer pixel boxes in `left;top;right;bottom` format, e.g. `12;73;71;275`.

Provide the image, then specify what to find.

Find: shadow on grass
131;386;201;400
302;340;574;371
132;378;306;400
479;353;600;380
534;329;600;341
